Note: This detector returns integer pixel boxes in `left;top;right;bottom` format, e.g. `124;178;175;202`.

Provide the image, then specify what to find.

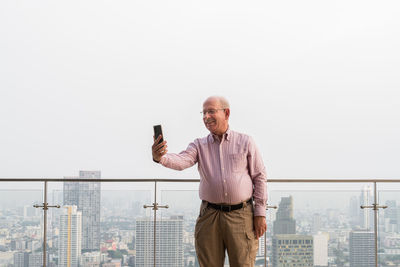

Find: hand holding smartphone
152;125;167;163
153;125;163;144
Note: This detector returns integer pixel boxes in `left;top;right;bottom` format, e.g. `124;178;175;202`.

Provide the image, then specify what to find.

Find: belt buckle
221;205;231;212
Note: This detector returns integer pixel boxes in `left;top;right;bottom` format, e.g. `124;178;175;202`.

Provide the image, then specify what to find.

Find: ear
225;108;230;119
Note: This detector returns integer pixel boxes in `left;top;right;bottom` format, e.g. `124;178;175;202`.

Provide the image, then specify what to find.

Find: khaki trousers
194;200;259;267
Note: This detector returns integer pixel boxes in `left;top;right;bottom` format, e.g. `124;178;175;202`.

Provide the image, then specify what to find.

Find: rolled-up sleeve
160;142;198;171
247;137;267;217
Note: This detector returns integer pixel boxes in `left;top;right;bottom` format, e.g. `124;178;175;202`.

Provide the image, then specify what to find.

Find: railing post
33;181;60;267
143;181;169;267
360;182;388;267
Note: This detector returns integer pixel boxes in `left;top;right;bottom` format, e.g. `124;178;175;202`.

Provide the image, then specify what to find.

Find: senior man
152;96;267;267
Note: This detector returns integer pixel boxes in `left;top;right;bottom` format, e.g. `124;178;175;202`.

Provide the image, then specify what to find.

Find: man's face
202;98;229;136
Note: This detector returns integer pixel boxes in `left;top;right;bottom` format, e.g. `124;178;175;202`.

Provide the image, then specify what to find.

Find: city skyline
2;182;400;266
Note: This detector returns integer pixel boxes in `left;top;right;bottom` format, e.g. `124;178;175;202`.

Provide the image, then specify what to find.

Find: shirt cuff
254;203;266;217
159;156;167;165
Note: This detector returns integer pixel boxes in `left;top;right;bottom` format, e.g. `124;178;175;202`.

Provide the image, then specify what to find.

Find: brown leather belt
206;199;252;212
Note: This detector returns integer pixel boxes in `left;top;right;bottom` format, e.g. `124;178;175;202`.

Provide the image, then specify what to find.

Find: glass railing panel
377;182;400;267
158;182;199;267
0;181;44;266
267;182;374;267
160;182;268;267
47;181;153;267
3;179;394;267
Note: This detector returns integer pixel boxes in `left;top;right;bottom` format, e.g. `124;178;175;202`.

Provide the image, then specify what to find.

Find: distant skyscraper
257;234;266;257
136;216;183;267
63;170;101;251
59;206;82;267
397;206;400;233
349;196;360;227
384;200;397;232
272;234;313;267
13;252;29;267
23;205;39;218
313;233;328;267
359;185;374;230
349;230;374;267
312;213;322;234
273;196;296;235
28;253;46;267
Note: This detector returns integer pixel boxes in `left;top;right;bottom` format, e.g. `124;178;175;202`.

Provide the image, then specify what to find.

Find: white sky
1;0;399;180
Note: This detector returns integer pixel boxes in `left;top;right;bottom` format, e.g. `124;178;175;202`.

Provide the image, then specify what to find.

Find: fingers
256;228;263;239
156;145;168;155
152;136;167;151
153;134;162;142
152;135;163;146
254;217;267;239
154;142;167;153
256;227;266;239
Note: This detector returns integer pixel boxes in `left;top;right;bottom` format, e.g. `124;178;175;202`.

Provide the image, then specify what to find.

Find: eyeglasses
200;109;225;116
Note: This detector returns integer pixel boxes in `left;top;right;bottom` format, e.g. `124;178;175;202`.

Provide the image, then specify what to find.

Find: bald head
203;96;230;109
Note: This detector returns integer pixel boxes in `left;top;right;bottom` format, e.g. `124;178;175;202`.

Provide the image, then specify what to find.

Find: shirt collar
209;127;231;143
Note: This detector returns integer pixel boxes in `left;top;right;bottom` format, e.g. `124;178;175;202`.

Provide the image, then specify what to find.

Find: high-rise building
384;200;397;232
397;206;400;232
13;252;29;267
23;205;39;218
272;234;313;267
349;230;374;267
28;253;46;267
312;213;322;234
257;234;266;257
313;232;328;267
349;196;360;227
273;196;296;235
63;170;101;251
136;216;183;267
359;185;374;230
59;206;82;267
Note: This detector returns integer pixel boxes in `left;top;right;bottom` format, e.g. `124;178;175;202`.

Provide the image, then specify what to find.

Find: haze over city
1;0;399;181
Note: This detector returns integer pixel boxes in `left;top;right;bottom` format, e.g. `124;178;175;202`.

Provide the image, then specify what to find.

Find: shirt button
223;180;226;183
225;193;227;196
222;167;224;170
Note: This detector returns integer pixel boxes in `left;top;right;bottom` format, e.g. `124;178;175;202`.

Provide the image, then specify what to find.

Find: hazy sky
1;1;399;180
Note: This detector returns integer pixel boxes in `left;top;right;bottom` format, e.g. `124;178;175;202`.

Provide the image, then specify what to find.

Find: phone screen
153;125;163;144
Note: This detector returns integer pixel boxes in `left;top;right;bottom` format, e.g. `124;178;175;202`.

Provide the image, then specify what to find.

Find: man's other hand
152;135;168;162
254;216;267;239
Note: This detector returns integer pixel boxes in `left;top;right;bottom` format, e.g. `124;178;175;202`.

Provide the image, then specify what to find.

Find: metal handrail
0;178;399;182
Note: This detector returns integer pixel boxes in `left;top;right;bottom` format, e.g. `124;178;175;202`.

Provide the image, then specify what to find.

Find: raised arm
152;136;198;171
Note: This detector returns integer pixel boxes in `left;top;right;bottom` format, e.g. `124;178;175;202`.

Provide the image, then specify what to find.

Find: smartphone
153;125;164;144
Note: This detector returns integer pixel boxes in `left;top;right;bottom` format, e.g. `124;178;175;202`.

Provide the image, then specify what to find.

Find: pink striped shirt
159;129;267;217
